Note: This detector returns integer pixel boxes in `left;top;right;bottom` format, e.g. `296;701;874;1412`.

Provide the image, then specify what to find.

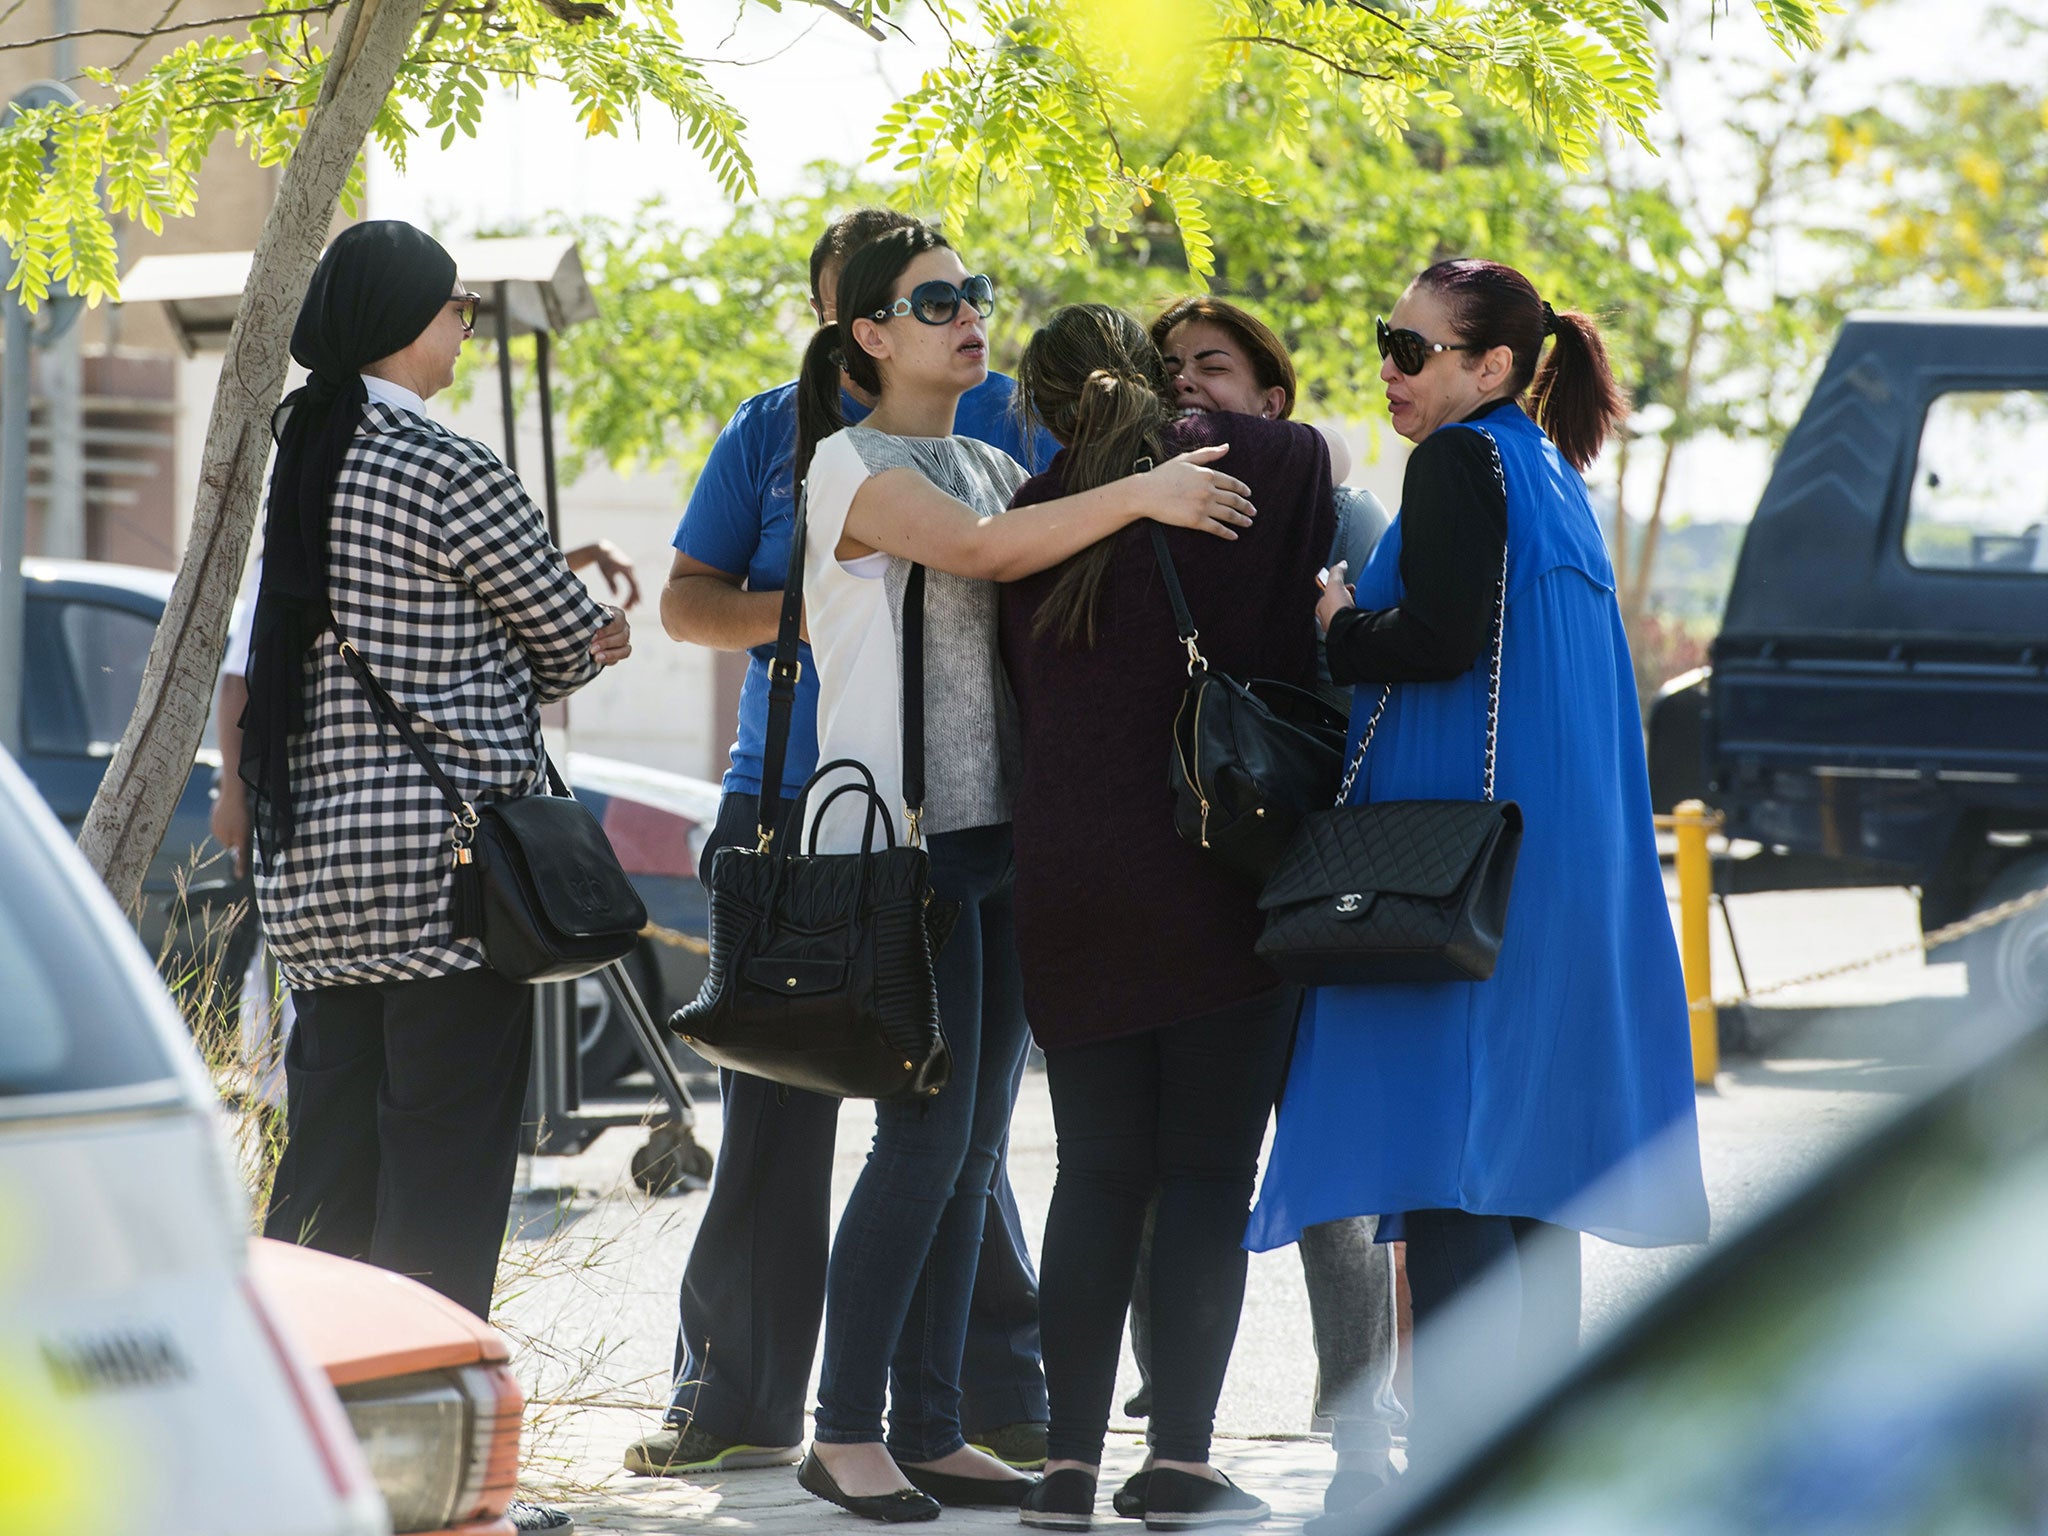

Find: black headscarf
240;220;458;853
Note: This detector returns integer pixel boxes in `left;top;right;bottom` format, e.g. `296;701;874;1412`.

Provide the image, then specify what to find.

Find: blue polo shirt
675;372;1053;799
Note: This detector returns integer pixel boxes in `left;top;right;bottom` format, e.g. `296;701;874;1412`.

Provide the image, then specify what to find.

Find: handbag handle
1336;426;1510;807
336;634;570;854
807;779;896;857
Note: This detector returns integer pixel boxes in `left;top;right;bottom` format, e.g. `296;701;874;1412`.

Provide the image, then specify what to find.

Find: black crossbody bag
338;637;646;983
669;493;954;1101
1151;525;1349;885
1254;430;1523;984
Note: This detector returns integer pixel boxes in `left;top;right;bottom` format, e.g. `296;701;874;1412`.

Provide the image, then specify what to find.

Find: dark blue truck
1649;312;2048;1026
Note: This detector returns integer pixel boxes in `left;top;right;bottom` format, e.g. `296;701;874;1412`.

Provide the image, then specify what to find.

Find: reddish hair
1415;258;1626;471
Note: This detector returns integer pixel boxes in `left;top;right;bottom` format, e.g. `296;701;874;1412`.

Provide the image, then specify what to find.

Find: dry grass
158;860;670;1503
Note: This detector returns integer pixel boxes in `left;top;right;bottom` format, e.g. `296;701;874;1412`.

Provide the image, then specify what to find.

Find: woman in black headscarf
251;221;630;1327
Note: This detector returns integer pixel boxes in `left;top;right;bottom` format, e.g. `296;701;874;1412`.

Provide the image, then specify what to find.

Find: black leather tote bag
338;639;645;984
669;496;953;1101
1254;430;1522;985
675;756;952;1100
1152;526;1348;885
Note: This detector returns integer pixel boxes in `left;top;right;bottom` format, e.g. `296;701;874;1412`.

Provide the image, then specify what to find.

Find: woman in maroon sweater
1000;305;1334;1530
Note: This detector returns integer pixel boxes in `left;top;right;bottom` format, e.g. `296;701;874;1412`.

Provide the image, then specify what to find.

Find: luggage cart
527;965;712;1193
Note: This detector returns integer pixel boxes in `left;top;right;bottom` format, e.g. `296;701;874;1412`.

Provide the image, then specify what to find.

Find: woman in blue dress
1246;258;1710;1462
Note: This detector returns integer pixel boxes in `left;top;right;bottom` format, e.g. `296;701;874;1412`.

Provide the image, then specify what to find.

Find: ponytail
1527;309;1626;473
794;322;845;491
1415;257;1629;472
1016;304;1174;647
791;222;950;492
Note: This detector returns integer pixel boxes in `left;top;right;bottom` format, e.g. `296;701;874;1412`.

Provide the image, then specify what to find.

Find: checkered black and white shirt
254;395;607;990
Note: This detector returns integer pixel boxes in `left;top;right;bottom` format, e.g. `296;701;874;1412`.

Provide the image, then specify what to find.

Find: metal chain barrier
639;920;710;956
1713;877;2048;1008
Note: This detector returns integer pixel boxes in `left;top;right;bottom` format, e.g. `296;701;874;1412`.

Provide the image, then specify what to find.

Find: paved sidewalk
503;885;1963;1533
542;1412;1343;1532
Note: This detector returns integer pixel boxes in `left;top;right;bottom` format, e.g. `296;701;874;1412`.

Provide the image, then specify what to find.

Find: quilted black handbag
1152;526;1348;885
1254;435;1522;985
668;498;953;1101
338;638;646;984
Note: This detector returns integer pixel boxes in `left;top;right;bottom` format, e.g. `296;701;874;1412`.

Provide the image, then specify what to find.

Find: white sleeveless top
800;425;1027;853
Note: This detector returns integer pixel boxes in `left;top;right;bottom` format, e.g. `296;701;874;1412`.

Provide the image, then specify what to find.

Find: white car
0;747;389;1536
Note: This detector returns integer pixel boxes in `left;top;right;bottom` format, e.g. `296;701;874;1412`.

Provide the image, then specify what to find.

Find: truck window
1904;390;2048;573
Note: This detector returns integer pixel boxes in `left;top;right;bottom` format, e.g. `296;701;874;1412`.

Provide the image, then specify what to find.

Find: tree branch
790;0;885;42
113;1;188;78
0;3;356;55
1210;34;1395;84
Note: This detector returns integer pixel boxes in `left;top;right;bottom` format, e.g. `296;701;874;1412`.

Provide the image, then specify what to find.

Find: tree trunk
76;0;427;909
1631;429;1683;622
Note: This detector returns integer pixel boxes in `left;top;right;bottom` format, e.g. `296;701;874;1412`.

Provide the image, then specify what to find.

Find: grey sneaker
966;1420;1049;1470
623;1422;803;1476
508;1500;574;1532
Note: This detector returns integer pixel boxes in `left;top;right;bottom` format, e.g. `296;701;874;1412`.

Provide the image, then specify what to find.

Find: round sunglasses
1376;315;1484;376
870;273;996;326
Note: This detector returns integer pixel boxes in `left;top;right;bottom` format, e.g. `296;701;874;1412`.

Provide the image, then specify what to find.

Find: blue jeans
813;822;1031;1461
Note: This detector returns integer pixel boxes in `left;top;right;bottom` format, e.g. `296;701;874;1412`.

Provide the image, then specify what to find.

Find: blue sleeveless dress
1246;404;1710;1251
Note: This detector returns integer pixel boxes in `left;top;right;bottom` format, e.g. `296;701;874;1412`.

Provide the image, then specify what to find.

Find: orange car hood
250;1237;510;1388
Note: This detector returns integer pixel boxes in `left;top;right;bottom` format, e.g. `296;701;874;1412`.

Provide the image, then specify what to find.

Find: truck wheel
1956;854;2048;1032
630;1121;714;1196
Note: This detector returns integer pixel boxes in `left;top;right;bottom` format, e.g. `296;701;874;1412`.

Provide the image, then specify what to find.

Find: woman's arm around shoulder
439;452;618;701
831;441;1258;584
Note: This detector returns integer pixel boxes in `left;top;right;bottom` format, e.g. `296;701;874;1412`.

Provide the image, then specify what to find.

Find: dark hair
1149;295;1297;418
1412;258;1625;472
794;222;950;489
807;206;919;308
1016;304;1175;647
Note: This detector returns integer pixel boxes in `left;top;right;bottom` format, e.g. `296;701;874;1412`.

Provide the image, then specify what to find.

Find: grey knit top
800;425;1029;842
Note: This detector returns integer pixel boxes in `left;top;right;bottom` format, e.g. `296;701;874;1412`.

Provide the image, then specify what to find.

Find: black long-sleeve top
1325;397;1510;685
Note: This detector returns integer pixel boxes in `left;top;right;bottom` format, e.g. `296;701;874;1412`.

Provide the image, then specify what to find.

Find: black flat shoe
1112;1470;1152;1519
1141;1468;1269;1530
902;1464;1037;1507
797;1451;942;1523
1020;1467;1098;1530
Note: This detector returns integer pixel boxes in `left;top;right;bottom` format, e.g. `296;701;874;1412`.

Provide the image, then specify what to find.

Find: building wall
0;2;293;569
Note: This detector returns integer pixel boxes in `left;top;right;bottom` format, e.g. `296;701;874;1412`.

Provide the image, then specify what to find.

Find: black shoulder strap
902;562;927;843
756;485;810;849
1148;525;1206;672
337;636;569;815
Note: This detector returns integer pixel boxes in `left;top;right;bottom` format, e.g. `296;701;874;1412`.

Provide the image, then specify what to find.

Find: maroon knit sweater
999;411;1335;1050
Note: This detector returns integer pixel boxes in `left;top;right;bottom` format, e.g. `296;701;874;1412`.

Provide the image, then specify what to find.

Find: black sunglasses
871;274;996;326
449;290;481;333
1376;315;1484;376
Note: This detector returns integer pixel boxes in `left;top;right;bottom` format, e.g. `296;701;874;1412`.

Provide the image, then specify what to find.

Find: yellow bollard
1672;799;1718;1086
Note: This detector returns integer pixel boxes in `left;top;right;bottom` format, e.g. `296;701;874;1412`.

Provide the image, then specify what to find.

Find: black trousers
263;965;534;1320
666;791;1047;1447
1038;988;1297;1465
1402;1209;1581;1464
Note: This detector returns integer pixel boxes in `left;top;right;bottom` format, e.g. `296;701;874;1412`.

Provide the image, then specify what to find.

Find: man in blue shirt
626;208;1056;1479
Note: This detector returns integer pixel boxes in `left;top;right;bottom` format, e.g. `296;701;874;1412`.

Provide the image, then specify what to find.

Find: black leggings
1402;1209;1581;1463
1038;988;1296;1465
